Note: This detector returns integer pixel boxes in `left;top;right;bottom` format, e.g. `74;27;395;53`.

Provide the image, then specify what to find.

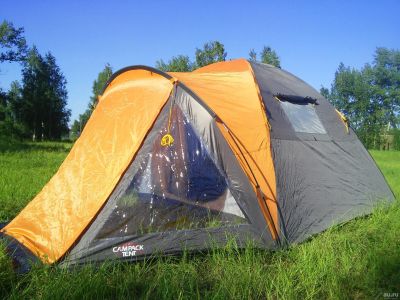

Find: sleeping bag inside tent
0;59;394;267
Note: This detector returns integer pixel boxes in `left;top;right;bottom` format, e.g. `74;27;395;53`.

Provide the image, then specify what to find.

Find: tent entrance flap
64;86;273;264
93;102;248;240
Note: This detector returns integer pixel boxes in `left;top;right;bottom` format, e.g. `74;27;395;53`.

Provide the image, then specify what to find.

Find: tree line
155;42;281;72
1;20;283;141
1;20;399;149
321;48;400;149
0;21;70;140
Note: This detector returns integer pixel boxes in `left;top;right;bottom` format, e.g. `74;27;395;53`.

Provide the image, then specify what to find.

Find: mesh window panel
94;105;247;240
280;101;327;134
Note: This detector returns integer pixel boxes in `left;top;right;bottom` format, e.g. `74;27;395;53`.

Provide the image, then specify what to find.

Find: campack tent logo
112;242;144;257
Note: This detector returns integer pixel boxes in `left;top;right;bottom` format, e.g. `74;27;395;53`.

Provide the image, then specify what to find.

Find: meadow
0;141;399;299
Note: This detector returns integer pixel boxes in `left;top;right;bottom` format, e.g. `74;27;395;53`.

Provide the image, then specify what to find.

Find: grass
0;141;399;299
0;140;72;222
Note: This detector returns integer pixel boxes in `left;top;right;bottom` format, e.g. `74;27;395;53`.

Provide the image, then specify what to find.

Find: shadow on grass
0;139;72;153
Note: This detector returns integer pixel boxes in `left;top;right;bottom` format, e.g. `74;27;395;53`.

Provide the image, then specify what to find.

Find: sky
1;0;399;124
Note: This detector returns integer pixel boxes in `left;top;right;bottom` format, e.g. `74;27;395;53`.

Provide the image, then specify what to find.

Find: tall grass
0;143;399;299
370;150;400;197
0;140;71;222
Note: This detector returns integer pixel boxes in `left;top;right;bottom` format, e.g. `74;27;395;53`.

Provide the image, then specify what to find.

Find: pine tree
195;41;227;68
21;47;70;140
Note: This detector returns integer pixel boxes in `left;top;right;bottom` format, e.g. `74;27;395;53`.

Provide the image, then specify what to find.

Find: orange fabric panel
170;60;278;238
193;59;250;73
2;72;173;263
103;69;169;97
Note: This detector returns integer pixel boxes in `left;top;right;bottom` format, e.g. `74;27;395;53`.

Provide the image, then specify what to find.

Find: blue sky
1;0;399;123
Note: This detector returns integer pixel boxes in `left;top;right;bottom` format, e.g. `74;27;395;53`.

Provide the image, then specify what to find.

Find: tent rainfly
0;59;394;268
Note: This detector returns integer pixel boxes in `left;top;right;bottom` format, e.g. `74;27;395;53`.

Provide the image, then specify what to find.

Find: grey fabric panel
63;87;273;265
273;138;394;243
250;61;354;142
250;61;394;244
61;225;267;266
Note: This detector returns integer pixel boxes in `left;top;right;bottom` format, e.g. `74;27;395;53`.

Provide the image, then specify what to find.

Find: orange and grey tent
0;59;394;267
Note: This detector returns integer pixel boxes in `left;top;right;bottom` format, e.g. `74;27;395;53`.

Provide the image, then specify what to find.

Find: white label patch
112;242;144;257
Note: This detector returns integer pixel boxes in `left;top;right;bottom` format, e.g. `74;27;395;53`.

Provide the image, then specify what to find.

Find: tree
249;49;257;61
8;80;23;122
0;20;28;63
156;55;193;72
69;110;90;140
393;129;400;150
0;88;10;136
195;41;227;68
154;41;227;72
42;52;70;138
70;64;113;139
319;86;330;99
322;63;380;148
20;47;70;140
260;46;281;68
19;47;43;140
321;48;400;149
7;81;26;136
89;63;113;111
248;46;281;67
0;83;26;139
372;48;400;129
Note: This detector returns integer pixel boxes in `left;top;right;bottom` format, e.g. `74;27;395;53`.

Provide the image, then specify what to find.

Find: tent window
280;101;327;134
93;105;247;240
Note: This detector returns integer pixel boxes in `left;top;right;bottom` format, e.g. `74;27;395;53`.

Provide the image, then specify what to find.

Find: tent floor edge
0;232;41;273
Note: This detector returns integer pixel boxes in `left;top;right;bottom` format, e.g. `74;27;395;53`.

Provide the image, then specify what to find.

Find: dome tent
0;59;394;268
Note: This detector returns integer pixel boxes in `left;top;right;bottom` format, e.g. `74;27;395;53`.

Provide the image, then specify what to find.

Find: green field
0;142;399;299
